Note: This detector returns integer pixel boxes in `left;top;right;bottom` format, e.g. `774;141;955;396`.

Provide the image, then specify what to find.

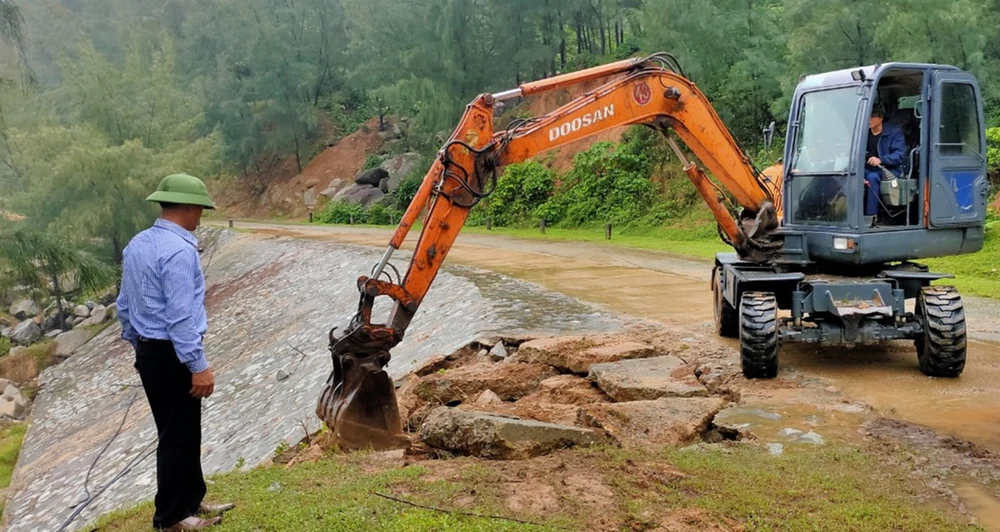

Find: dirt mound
502;74;627;172
213;117;386;219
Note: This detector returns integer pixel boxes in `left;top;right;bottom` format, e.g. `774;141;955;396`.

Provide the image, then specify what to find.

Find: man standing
117;174;233;531
864;105;908;217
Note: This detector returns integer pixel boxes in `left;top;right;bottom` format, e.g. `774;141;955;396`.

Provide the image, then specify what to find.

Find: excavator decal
548;104;616;141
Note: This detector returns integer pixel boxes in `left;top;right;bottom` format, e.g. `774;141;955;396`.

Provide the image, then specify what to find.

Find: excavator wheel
713;266;738;338
739;291;778;379
915;286;967;377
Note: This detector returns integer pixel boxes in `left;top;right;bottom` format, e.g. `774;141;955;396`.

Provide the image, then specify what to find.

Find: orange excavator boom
317;53;783;449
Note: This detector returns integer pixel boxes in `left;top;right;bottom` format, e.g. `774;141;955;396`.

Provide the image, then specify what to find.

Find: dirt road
210;220;1000;454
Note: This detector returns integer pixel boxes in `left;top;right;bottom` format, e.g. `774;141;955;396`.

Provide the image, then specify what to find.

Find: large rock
378;152;422;192
78;305;108;327
456;375;607;427
54;329;95;357
9;320;42;346
420;407;607;459
45;329;64;338
0;396;25;419
353;167;389;187
579;397;726;448
415;362;556;403
9;300;41;320
3;384;27;407
589;356;709;401
73;305;91;318
320;178;347;199
0;326;9;338
331;183;385;207
515;336;659;374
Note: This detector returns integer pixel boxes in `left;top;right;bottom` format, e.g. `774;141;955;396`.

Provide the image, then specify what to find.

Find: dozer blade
316;335;409;451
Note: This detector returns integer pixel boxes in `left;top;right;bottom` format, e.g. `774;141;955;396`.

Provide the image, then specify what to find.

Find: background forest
0;0;998;266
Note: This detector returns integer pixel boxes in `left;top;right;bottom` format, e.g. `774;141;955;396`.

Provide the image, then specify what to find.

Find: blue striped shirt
117;219;209;373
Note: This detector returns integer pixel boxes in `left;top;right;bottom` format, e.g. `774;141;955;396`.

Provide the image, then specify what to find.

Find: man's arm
161;248;210;374
880;128;909;168
116;288;139;348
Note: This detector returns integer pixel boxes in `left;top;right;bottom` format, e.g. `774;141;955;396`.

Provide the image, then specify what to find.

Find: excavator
317;53;990;450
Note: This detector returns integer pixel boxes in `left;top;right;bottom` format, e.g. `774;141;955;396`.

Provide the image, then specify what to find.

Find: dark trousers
864;168;882;216
135;339;206;529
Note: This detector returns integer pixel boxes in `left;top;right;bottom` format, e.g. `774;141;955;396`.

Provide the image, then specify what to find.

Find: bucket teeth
316;331;409;451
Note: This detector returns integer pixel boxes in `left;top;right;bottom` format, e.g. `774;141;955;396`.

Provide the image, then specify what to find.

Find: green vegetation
1;0;999;288
0;422;28;515
93;444;974;531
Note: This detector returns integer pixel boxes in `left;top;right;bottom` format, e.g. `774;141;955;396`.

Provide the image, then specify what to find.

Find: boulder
10;319;42;346
46;272;80;294
331;183;385;207
45;329;64;338
578;397;726;449
303;179;320;189
78;305;108;327
9;300;41;320
43;314;64;332
489;342;508;362
3;384;27;407
320;178;347;199
54;329;95;357
473;390;503;407
73;305;91;318
420;407;607;460
85;300;96;310
378;152;422;192
516;336;659;374
415;362;557;403
0;396;24;419
0;378;10;390
589;356;709;401
0;327;9;338
353;167;389;187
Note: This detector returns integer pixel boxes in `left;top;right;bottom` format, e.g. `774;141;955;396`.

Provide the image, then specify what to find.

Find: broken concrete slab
532;375;608;405
579;397;726;448
420;407;607;459
415;362;557;403
516;335;659;374
589;356;708;401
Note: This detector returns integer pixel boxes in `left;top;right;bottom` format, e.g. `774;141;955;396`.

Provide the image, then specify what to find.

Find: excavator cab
716;63;988;381
780;63;989;265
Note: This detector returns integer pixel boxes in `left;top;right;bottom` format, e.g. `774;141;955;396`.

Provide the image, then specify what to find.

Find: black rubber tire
739;291;779;379
915;286;967;377
713;267;739;338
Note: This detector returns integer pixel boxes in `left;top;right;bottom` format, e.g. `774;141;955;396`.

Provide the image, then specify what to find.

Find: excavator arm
317;53;783;449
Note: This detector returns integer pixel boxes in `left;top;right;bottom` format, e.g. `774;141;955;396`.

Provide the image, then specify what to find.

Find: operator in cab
864;105;908;217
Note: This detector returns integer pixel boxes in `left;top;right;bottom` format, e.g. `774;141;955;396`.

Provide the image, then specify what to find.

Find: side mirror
762;121;776;151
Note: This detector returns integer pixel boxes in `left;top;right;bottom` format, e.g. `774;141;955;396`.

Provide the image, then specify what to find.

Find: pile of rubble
393;330;740;460
1;298;116;357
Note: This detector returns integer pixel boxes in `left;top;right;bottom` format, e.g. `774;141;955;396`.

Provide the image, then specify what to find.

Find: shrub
486;161;555;226
315;201;366;224
365;203;397;225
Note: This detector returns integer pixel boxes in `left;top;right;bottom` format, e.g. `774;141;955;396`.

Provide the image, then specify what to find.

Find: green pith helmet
146;173;216;209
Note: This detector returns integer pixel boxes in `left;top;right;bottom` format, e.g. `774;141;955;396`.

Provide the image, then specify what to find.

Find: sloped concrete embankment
5;228;621;532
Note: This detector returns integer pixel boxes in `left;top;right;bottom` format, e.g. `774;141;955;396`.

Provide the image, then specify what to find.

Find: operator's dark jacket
868;122;909;177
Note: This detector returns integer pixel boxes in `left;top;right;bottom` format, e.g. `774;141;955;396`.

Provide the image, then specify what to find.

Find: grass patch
0;422;27;515
93;443;973;532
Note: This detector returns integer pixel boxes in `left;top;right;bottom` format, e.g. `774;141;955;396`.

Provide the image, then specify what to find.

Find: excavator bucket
316;336;409;451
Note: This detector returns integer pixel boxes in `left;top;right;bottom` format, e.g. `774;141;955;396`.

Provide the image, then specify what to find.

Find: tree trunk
576;16;583;54
51;269;66;331
294;135;303;174
599;22;606;55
